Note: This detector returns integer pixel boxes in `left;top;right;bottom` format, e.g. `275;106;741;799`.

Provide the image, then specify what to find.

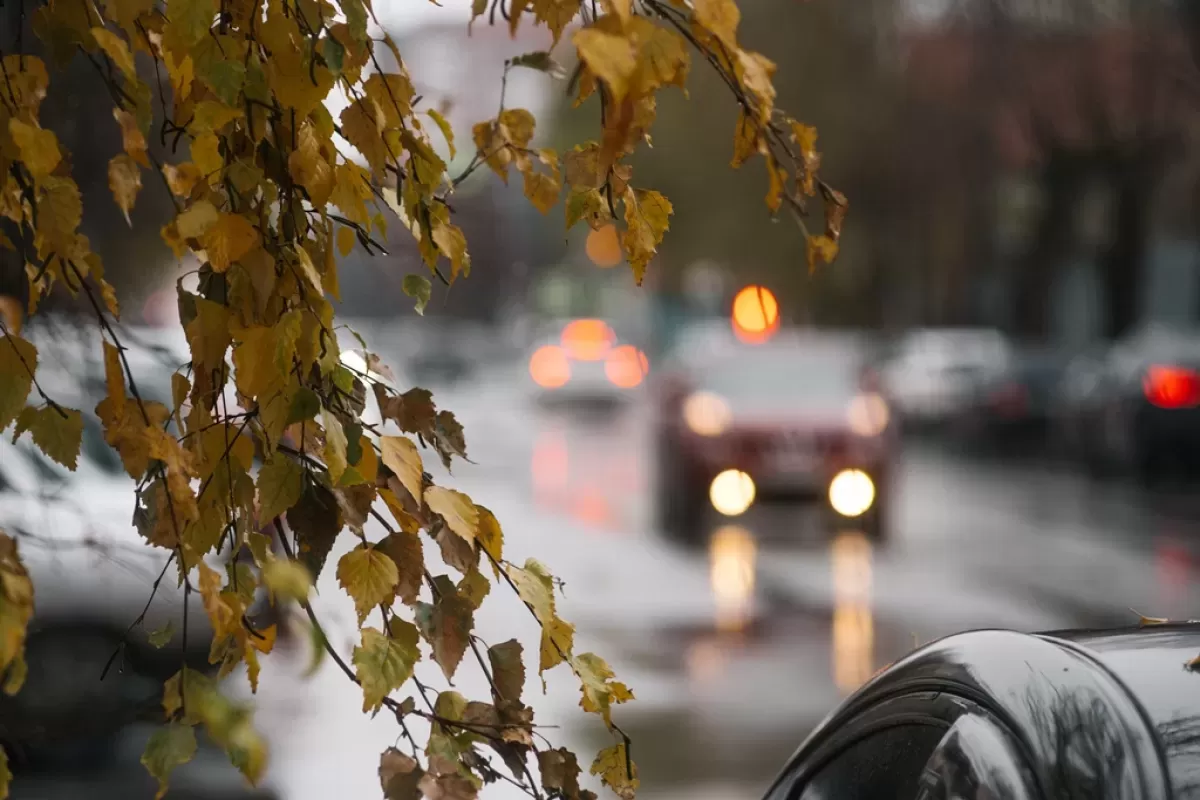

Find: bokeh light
731;285;780;343
710;469;756;516
529;345;571;389
604;345;649;388
561;319;615;361
710;525;757;633
829;469;876;518
585;224;623;268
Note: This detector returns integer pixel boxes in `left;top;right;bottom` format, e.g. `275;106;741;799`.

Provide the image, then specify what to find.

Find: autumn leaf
694;0;740;50
176;200;220;239
0;335;37;432
322;408;349;483
141;723;198;800
256;454;304;525
354;623;420;712
380;435;424;507
806;234;839;273
92;27;137;77
425;486;478;543
403;275;432;315
108;154;143;224
590;742;638;800
337;545;400;623
378;530;424;606
263;557;313;603
380;747;425;800
288;482;342;580
621;188;672;285
9;119;61;179
540;616;575;675
12;405;83;470
431;220;470;279
475;506;504;573
203;213;260;272
573;29;636;102
539;749;582;799
488;639;525;705
416;579;473;681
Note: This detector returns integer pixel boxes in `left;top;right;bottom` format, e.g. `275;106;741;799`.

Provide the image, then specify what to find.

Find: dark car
652;328;896;544
762;623;1200;800
1064;325;1200;483
951;348;1071;454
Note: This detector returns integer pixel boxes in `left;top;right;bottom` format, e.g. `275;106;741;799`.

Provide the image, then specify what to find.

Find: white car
881;328;1012;428
524;318;650;409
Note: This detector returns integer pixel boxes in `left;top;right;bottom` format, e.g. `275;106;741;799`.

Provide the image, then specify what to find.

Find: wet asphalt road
245;367;1200;800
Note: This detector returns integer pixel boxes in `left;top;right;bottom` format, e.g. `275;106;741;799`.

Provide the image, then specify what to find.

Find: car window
798;723;948;800
914;715;1037;800
698;346;863;410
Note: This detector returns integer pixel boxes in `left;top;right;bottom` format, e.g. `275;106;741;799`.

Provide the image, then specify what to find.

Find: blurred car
880;327;1012;432
0;437;265;798
525;318;650;411
761;624;1200;800
950;347;1072;454
1060;324;1200;482
652;329;895;544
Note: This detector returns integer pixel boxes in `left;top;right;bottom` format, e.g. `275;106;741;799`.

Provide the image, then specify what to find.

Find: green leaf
286;386;321;425
337;544;399;623
322;36;346;77
12;405;82;470
141;722;198;800
510;51;565;77
402;274;431;315
147;620;174;649
415;580;473;682
353;622;420;712
256;454;304;524
0;335;37;432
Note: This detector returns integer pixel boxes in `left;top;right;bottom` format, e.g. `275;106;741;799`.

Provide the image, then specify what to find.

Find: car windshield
698;345;862;411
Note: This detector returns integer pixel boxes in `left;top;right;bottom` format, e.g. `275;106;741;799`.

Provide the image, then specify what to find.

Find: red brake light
989;383;1028;416
1144;365;1200;409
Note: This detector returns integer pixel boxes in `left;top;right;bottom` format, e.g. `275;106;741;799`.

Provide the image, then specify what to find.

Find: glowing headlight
709;469;756;516
847;393;889;437
684;392;732;437
829;469;875;518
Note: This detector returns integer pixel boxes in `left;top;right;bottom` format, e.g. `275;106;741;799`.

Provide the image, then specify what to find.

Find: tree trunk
1099;155;1157;340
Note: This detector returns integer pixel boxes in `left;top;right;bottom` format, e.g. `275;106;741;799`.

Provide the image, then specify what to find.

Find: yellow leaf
12;405;83;471
507;559;556;623
0;335;37;431
108;154;143;225
426;109;456;160
231;311;301;400
764;154;784;212
601;0;631;25
540;615;575;675
532;0;580;45
337;545;400;623
336;225;356;257
114;108;149;166
329;162;372;226
574;28;637;102
162;162;203;197
202;213;259;272
627;18;689;94
431;220;470;279
475;506;504;572
590;743;638;800
380;435;424;507
806;234;839;273
363;72;415;127
693;0;739;51
0;743;10;799
731;110;760;169
262;556;313;603
191;132;223;181
291;245;324;295
9;119;61;179
322;408;348;483
621;188;672;285
288;123;335;206
522;150;561;214
424;486;479;543
736;49;777;122
353;624;419;712
176;199;219;239
268;46;334;117
92;27;137;77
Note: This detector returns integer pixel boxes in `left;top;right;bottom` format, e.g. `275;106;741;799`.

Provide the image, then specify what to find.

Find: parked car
652;328;896;544
880;328;1012;433
761;623;1200;800
950;347;1072;454
1060;324;1200;483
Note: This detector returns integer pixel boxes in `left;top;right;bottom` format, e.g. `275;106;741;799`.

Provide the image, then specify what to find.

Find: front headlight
684;392;731;437
829;469;876;518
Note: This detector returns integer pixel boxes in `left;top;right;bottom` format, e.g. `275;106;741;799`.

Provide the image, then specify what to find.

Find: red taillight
1143;365;1200;409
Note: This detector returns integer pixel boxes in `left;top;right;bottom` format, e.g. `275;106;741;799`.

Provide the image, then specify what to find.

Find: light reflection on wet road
247;378;1200;800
